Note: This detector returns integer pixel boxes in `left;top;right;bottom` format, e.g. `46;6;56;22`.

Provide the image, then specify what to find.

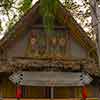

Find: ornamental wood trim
0;57;98;73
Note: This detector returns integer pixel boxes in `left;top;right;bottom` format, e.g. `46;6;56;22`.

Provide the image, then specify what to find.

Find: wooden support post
51;87;54;100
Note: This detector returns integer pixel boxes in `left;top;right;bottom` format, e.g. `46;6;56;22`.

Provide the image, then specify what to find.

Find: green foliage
40;0;58;32
19;0;32;13
0;0;95;40
64;0;79;10
0;21;3;32
63;0;94;39
0;0;14;10
0;0;33;38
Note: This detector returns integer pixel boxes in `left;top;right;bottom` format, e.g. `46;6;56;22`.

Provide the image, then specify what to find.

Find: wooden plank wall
0;77;100;98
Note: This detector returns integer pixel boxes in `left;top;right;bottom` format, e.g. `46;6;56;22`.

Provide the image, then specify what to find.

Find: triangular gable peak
0;1;98;72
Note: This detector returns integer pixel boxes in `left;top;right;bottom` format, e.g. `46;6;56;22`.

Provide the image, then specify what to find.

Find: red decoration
16;85;22;98
64;15;68;23
31;32;36;37
82;85;87;100
48;80;56;86
30;32;37;50
31;38;36;46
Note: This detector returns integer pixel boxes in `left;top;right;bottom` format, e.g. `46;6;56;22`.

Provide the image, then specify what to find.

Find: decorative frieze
0;57;97;73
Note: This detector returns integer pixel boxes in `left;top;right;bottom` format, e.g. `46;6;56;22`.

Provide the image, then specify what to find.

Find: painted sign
9;72;92;86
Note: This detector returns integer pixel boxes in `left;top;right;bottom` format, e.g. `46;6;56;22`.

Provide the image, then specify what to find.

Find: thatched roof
0;1;98;73
0;1;97;59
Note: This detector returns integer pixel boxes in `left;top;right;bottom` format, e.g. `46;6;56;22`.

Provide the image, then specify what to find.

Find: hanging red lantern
82;85;87;100
16;85;22;99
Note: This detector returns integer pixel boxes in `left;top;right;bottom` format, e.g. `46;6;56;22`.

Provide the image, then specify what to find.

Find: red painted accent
16;85;22;98
82;86;87;99
64;15;67;23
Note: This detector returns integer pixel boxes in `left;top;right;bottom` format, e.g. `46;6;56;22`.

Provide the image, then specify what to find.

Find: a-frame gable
0;1;98;72
5;11;88;60
0;1;96;59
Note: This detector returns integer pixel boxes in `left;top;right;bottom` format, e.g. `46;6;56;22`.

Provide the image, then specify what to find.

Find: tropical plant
0;0;32;38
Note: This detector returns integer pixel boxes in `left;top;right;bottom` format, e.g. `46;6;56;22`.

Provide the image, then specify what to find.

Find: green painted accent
39;0;58;32
20;0;32;13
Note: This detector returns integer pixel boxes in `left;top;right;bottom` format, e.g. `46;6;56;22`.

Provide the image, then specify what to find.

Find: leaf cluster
0;0;32;37
40;0;58;32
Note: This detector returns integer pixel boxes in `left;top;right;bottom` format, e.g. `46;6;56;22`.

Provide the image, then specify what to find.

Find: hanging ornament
52;37;57;45
31;33;36;45
16;85;22;99
82;85;87;100
30;32;37;51
59;37;65;46
64;15;68;24
31;37;36;45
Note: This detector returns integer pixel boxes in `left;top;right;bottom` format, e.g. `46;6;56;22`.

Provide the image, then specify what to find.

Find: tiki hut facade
0;1;99;100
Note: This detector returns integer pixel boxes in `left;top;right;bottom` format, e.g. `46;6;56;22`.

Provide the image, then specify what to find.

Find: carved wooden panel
48;31;67;58
27;29;67;58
